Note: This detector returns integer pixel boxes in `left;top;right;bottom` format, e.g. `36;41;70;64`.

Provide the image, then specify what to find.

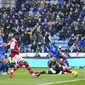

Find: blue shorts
0;55;8;60
4;55;8;59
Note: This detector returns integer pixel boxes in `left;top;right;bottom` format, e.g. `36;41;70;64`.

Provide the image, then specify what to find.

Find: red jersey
8;38;19;58
60;58;66;66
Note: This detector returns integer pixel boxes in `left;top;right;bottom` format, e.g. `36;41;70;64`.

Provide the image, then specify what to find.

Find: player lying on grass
5;32;40;78
44;42;72;74
39;57;72;74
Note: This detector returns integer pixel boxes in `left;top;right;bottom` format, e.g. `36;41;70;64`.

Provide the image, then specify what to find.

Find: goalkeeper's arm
50;68;56;74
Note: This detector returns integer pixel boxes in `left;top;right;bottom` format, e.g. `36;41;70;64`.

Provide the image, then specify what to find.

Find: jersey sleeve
0;37;3;45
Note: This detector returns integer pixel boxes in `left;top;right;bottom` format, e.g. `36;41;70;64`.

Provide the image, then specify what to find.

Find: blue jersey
0;36;5;59
46;44;60;60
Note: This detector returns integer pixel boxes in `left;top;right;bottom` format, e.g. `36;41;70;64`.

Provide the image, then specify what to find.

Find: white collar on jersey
11;38;17;42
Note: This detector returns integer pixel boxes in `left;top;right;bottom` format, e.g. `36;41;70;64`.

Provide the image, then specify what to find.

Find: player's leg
40;70;53;74
62;66;72;73
0;60;7;71
3;65;9;75
8;62;24;78
9;60;40;78
9;55;40;78
8;55;24;78
23;61;40;78
2;55;10;75
11;60;34;76
0;61;7;76
65;59;69;67
9;61;23;78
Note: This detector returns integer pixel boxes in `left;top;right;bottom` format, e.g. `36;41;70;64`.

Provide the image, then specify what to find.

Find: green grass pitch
0;68;85;85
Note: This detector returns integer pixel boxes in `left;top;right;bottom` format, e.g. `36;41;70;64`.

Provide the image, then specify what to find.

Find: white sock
11;70;14;72
32;73;35;76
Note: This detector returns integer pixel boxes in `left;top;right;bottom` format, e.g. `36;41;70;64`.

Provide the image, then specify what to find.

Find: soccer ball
72;71;78;77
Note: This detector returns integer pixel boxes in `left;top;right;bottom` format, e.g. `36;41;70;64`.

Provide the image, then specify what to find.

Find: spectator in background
44;32;50;44
81;16;85;33
32;25;44;44
78;37;85;49
59;28;65;40
69;42;79;52
0;0;85;52
34;11;41;20
19;42;27;53
31;41;37;52
68;33;76;47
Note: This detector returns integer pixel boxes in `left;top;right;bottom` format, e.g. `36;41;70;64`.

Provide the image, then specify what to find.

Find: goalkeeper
40;57;72;74
40;57;63;74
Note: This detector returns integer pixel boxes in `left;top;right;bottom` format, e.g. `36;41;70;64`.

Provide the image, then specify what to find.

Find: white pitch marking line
0;82;40;84
37;78;85;85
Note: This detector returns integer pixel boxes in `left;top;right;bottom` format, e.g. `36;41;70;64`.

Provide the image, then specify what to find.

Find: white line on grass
37;78;85;85
0;82;40;84
0;78;85;85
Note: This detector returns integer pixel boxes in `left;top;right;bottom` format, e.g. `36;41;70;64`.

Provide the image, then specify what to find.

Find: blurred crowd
0;0;85;53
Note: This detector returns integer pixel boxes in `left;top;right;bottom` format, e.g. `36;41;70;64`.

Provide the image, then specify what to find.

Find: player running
5;32;40;78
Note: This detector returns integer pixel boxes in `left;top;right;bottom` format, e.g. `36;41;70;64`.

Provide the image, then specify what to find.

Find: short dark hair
13;32;20;37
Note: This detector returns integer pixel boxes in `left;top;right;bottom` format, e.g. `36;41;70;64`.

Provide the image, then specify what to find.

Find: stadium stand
0;0;85;52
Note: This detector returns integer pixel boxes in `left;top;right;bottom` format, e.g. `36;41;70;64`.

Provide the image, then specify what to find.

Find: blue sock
0;63;6;71
65;60;69;67
3;65;9;73
3;67;5;73
5;66;8;73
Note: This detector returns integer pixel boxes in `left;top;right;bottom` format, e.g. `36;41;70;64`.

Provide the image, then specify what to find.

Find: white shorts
12;54;24;64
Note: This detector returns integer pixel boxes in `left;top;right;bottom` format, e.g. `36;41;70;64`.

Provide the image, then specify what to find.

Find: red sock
25;62;34;74
13;63;23;71
63;67;72;73
66;67;72;73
